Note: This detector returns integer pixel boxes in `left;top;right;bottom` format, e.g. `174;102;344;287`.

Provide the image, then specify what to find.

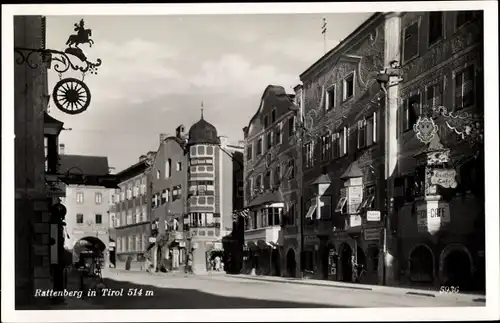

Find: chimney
176;125;185;139
238;140;245;147
219;136;228;147
59;143;65;155
159;133;168;144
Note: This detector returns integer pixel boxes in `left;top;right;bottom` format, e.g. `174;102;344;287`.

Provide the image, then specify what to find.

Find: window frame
271;107;277;124
326;84;336;111
453;63;476;111
342;72;355;102
95;213;102;224
246;143;253;161
76;213;84;224
425;78;444;109
402;91;422;132
402;18;421;64
76;192;84;204
428;11;444;47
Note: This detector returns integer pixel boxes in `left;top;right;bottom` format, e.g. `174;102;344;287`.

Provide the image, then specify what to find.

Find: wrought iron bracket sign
14;18;102;115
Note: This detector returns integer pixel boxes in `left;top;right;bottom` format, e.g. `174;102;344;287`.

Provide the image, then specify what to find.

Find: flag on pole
321;17;327;34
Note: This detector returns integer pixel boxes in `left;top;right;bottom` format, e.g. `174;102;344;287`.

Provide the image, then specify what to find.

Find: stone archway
408;244;435;283
286;248;296;278
440;244;474;290
73;236;106;267
339;243;353;282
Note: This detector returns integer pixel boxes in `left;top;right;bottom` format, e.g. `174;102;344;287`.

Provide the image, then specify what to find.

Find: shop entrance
271;249;281;276
286;249;296;277
409;245;434;283
442;249;472;290
340;243;353;282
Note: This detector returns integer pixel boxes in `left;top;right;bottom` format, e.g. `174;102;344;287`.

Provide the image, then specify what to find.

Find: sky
46;13;373;172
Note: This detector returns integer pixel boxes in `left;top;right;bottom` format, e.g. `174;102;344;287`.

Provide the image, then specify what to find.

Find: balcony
188;196;215;212
244;225;280;247
184;223;221;239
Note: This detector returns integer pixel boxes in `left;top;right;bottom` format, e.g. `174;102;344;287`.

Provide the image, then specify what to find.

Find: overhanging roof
246;189;284;209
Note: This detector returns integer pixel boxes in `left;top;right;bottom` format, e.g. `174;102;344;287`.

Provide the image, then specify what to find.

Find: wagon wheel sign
52;77;91;115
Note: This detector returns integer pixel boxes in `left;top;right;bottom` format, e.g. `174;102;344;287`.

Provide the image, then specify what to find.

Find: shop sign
149;237;156;243
416;201;451;235
347;186;363;214
109;242;116;247
430;169;457;188
366;210;381;222
364;228;381;241
349;214;362;228
304;235;320;245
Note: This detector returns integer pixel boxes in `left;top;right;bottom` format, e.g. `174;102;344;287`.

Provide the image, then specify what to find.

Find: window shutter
373;112;378;143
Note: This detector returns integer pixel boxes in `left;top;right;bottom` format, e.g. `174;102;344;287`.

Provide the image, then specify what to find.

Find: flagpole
322;17;327;54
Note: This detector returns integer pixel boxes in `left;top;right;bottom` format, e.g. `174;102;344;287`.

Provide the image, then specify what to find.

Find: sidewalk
221;274;486;302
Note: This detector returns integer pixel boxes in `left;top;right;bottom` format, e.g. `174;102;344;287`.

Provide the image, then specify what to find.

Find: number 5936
439;286;459;293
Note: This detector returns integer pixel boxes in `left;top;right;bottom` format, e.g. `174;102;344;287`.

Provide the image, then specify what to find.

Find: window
426;81;443;109
129;236;134;252
403;21;419;63
305;141;314;168
176;161;182;172
127;210;133;225
454;65;475;110
288;116;295;137
266;131;273;150
255;175;262;192
95;192;102;204
172;185;182;201
357;119;367;149
318;196;332;220
137;235;142;252
156;170;161;179
271;108;277;123
366;112;377;146
428;12;443;45
275;122;283;145
126;186;132;200
288;159;295;179
326;85;336;110
76;192;84;204
246;144;253;161
286;203;295;226
274;165;281;187
343;73;354;101
321;133;331;161
95;214;102;224
264;115;269;128
264;171;271;190
76;213;84;224
335;196;347;214
256;137;263;156
142;205;147;222
166;159;172;178
338;127;348;157
456;11;474;29
403;93;421;132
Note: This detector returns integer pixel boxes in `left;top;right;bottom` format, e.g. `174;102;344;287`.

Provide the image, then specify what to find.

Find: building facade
149;129;188;271
298;13;386;283
291;10;484;290
392;10;484;291
58;154;114;262
14;15;54;308
242;85;301;277
185;112;244;274
111;155;152;269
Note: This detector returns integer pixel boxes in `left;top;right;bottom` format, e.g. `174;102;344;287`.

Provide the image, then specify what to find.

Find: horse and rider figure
66;19;94;48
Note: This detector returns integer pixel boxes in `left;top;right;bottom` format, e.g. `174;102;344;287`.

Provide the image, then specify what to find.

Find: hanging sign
347;186;363;214
416;201;451;235
430;169;457;188
366;210;381;222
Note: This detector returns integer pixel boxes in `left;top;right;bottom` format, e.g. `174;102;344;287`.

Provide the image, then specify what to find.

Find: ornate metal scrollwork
14;18;102;115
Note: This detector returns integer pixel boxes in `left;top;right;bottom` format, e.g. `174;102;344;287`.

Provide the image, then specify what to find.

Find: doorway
340;243;353;282
286;249;296;278
409;245;434;283
443;249;472;290
271;249;281;276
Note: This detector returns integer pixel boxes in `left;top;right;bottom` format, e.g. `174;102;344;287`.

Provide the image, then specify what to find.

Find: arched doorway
340;243;353;282
73;236;106;272
409;245;434;283
286;249;296;277
271;248;281;276
441;247;473;290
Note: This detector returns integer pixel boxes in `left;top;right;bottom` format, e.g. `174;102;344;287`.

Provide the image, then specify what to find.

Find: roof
59;154;109;176
44;112;64;135
187;112;220;146
245;85;297;133
312;173;332;185
340;160;363;180
246;189;284;209
300;13;383;80
116;159;150;182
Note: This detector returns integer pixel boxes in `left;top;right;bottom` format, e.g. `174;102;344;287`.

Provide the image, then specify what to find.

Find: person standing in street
214;255;221;271
185;249;194;274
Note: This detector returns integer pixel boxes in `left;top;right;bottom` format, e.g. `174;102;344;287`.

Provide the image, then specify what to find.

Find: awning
305;204;317;220
358;195;375;211
246;189;284;209
335;197;347;213
245;241;258;250
264;202;285;208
